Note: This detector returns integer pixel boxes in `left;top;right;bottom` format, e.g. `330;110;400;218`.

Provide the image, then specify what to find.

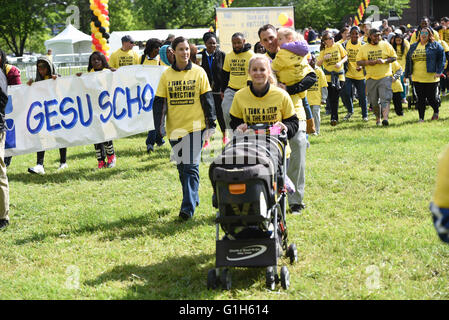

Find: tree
0;0;68;56
135;0;217;29
65;0;145;34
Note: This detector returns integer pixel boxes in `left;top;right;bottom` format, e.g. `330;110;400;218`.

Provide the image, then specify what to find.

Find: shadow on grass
8;149;172;185
14;209;205;245
84;254;266;299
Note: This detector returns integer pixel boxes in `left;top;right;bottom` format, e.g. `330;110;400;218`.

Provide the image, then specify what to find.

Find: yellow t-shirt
271;48;314;100
109;49;140;69
345;40;365;80
433;145;449;208
230;85;296;125
442;29;449;44
391;61;403;93
410;29;440;44
156;64;211;139
440;40;449;69
223;50;255;90
141;55;161;66
318;43;347;82
307;67;328;106
356;41;397;80
411;43;439;83
394;42;410;70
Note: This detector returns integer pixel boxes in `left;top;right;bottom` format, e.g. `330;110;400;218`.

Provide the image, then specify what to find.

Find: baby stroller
207;124;298;290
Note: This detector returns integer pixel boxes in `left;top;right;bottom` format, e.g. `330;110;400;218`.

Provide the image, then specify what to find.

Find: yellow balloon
89;0;94;4
98;14;106;22
101;20;109;28
91;44;97;52
278;13;288;25
94;9;101;17
101;0;108;4
95;32;102;39
100;38;107;45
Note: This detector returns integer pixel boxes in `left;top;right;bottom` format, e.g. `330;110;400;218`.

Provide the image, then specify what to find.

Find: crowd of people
0;15;448;228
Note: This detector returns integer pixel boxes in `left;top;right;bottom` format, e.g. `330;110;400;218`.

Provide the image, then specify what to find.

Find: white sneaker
363;117;369;122
28;164;45;175
58;163;68;171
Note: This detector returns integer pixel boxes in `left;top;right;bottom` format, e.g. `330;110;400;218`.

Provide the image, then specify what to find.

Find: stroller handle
247;123;288;142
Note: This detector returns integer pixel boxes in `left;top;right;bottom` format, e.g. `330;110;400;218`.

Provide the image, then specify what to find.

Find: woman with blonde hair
230;54;307;215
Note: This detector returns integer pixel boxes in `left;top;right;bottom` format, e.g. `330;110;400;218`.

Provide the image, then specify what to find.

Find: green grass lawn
1;99;449;300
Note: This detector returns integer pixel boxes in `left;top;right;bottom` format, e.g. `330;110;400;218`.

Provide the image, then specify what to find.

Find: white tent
44;24;92;59
109;28;211;53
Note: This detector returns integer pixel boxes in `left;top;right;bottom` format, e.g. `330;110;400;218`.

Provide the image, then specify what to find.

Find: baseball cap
121;35;135;43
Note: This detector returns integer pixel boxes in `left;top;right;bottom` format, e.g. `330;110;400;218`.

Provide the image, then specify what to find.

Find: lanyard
207;53;214;77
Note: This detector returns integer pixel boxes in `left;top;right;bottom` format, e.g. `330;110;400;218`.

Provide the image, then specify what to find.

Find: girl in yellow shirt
317;31;347;126
140;38;165;154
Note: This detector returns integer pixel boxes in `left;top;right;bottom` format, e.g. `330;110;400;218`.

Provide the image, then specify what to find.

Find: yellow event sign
216;6;295;53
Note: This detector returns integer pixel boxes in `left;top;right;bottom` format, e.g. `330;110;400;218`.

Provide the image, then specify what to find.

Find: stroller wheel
207;269;219;290
220;268;232;290
266;266;276;290
280;266;290;290
287;243;298;264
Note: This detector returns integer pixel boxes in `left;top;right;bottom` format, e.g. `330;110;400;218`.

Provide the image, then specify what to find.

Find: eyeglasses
421;32;429;36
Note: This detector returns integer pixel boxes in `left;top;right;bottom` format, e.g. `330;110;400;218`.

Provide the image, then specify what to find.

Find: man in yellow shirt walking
221;33;254;131
357;28;397;126
341;26;368;121
109;35;140;69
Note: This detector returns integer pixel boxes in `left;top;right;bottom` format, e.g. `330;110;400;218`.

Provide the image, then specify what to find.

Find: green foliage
135;0;217;29
0;0;67;56
293;0;410;31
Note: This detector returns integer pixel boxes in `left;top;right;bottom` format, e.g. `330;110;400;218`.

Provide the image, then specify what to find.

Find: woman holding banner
153;36;216;221
27;57;68;175
87;51;117;168
0;48;21;167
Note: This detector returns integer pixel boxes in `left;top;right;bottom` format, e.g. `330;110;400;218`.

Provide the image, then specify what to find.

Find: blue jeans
341;77;368;118
169;130;204;217
302;97;312;120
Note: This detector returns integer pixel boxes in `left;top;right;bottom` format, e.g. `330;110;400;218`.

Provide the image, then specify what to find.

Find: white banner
5;65;167;157
216;7;295;53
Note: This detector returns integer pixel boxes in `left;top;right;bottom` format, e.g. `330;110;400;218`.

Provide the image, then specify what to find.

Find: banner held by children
5;65;166;157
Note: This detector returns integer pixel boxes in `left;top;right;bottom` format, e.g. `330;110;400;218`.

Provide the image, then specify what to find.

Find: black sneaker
0;219;9;230
179;210;192;221
382;119;389;126
290;204;303;215
147;145;154;154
